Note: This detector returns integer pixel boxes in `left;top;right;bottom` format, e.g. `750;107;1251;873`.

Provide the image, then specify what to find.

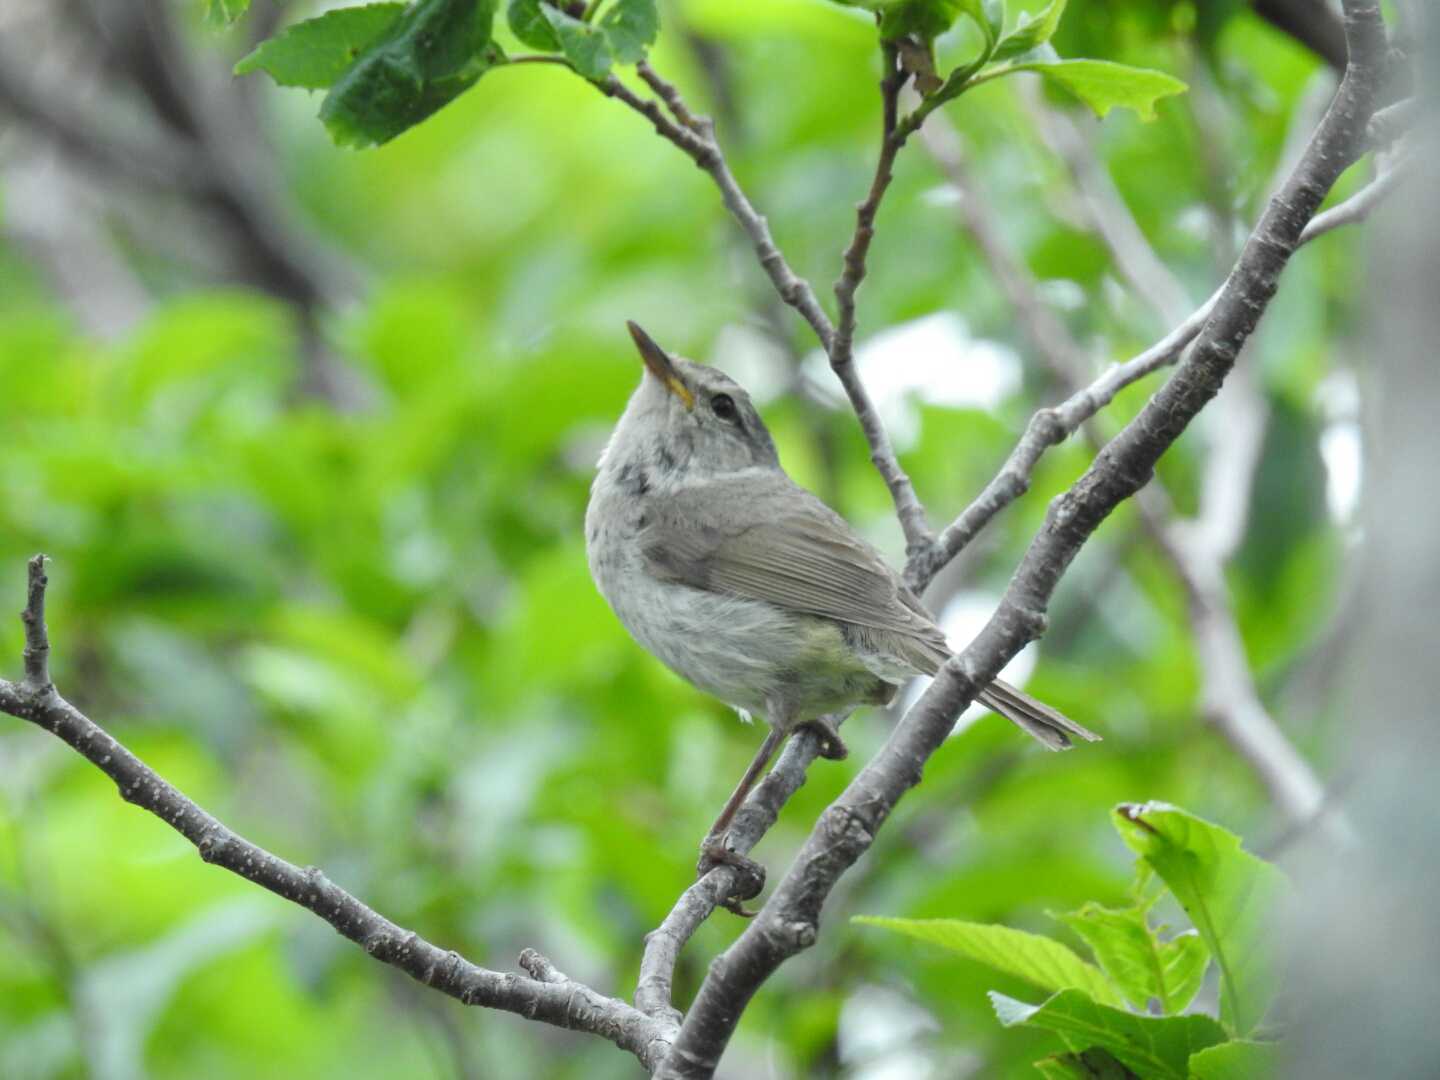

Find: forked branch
657;1;1387;1073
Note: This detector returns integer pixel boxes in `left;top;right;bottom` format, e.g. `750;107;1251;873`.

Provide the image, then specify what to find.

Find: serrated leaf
235;5;407;90
1187;1039;1283;1080
541;5;611;79
992;0;1066;62
1113;803;1287;1035
507;0;561;51
1007;59;1187;120
600;0;658;64
1054;902;1208;1014
204;0;250;27
320;0;503;148
991;989;1227;1080
1035;1048;1140;1079
854;917;1123;1007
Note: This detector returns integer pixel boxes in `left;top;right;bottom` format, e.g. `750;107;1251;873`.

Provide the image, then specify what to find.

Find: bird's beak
627;321;694;411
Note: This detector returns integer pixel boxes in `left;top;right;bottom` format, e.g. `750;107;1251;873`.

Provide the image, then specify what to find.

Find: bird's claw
799;717;848;761
698;840;766;917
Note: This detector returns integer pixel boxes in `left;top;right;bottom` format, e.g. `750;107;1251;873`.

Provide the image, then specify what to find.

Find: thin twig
826;44;933;551
597;73;835;351
1023;84;1193;327
601;61;934;550
658;2;1386;1072
0;559;670;1074
637;60;701;129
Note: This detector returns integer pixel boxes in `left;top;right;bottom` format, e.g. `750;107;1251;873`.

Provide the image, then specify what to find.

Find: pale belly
589;539;887;727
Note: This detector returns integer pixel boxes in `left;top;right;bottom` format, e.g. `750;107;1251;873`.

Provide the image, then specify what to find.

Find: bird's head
607;321;780;481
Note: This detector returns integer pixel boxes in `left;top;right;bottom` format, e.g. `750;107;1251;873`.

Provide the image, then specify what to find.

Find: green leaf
204;0;250;27
853;917;1123;1007
992;0;1065;62
1187;1040;1283;1080
320;0;504;148
991;989;1227;1080
956;0;1004;45
542;6;612;79
1113;803;1288;1035
600;0;659;65
1006;59;1187;120
877;1;963;42
235;5;407;90
507;0;561;51
1035;1048;1140;1079
1054;902;1208;1014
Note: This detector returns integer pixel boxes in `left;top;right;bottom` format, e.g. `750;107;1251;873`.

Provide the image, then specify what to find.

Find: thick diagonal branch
657;2;1386;1074
0;557;670;1074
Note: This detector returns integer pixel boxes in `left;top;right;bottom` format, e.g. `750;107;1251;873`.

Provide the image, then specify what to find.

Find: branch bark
918;111;1341;832
906;153;1405;593
0;557;671;1075
657;1;1386;1073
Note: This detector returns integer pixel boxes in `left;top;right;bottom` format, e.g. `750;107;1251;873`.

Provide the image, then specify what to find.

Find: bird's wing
641;473;948;663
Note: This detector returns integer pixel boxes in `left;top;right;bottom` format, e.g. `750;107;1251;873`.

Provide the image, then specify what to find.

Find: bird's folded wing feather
641;474;948;654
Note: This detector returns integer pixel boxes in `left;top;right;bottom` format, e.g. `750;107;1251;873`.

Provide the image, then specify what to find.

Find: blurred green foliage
0;0;1359;1076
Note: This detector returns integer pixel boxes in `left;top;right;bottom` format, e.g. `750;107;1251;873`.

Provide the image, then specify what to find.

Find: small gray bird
587;323;1098;891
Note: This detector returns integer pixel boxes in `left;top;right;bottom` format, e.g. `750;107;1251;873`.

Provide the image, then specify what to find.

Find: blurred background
0;1;1394;1077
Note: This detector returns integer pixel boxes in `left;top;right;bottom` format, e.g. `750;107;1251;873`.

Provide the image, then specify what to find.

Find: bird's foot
697;840;766;917
798;717;848;761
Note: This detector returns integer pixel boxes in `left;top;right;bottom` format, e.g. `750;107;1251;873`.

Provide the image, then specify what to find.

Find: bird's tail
976;678;1101;751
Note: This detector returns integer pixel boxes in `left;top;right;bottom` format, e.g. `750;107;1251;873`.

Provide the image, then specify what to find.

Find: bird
585;322;1098;906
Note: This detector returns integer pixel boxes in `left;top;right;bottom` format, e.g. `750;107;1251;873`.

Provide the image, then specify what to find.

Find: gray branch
656;1;1387;1073
0;558;671;1075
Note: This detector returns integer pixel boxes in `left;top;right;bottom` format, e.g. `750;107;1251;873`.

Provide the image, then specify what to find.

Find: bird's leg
697;726;785;916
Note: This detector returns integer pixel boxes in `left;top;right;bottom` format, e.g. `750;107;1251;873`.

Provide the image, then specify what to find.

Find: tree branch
657;2;1387;1073
597;72;835;352
906;151;1406;593
0;557;671;1074
601;59;934;551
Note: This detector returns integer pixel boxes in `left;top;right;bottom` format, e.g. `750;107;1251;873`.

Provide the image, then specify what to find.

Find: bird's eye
710;393;739;423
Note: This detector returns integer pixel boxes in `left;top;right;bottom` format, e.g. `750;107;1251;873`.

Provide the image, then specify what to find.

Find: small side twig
20;554;50;691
